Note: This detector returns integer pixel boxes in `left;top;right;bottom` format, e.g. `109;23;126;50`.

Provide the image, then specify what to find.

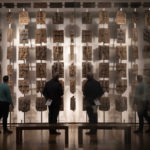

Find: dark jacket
83;79;104;105
42;79;63;105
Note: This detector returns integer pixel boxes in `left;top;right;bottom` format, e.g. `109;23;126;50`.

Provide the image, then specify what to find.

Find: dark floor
0;124;150;150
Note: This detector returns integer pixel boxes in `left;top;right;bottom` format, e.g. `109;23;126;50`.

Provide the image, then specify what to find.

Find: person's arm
42;83;49;100
6;86;13;106
83;82;88;96
58;83;63;97
133;86;138;105
143;84;149;101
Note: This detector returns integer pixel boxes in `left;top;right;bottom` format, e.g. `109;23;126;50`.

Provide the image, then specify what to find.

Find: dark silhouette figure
43;72;63;135
133;75;150;133
0;76;13;134
83;72;104;135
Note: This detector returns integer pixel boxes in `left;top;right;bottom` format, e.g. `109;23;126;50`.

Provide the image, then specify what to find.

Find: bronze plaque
36;80;46;93
117;29;126;43
7;28;13;42
83;46;92;61
36;11;46;24
52;62;64;78
53;46;63;61
36;97;47;111
70;79;76;94
69;63;76;77
18;97;30;112
82;62;93;78
35;28;47;43
143;45;150;58
143;28;150;43
99;63;109;78
19;11;29;25
99;46;109;60
99;11;109;24
116;80;127;94
82;30;92;43
7;12;13;24
7;46;13;60
115;96;127;112
99;97;110;111
19;80;30;94
36;63;46;78
7;65;13;77
116;63;126;78
20;29;28;44
82;12;92;24
53;30;64;43
19;46;29;60
145;10;150;26
116;46;127;60
131;46;138;59
70;45;74;61
70;96;76;111
132;28;138;42
116;10;126;24
132;12;138;24
52;12;64;24
19;64;29;78
99;80;109;93
99;28;110;43
36;46;47;60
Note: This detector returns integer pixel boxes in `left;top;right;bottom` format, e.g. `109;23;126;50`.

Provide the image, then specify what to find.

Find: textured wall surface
0;4;149;123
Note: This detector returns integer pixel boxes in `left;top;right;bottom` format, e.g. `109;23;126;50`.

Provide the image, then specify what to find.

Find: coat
42;79;63;106
83;79;104;105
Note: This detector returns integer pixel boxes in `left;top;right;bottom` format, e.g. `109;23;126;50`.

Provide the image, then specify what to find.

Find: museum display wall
0;1;150;123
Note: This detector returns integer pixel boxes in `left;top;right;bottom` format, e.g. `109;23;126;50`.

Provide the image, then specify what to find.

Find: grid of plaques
98;10;110;112
52;11;64;111
18;10;31;114
6;11;15;108
129;9;139;111
69;12;76;111
36;10;47;112
143;9;150;98
115;9;127;112
0;3;149;123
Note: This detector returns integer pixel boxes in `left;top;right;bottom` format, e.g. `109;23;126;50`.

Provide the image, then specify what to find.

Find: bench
78;124;131;147
16;124;69;147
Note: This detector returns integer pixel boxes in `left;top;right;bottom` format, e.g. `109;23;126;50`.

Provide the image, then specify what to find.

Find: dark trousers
48;103;60;133
0;102;9;131
86;106;98;133
138;109;150;130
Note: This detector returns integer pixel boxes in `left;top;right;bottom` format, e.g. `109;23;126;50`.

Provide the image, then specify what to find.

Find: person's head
137;75;143;83
86;72;93;80
53;72;59;80
3;76;9;83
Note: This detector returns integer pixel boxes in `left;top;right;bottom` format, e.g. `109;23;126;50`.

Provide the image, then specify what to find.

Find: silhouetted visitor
83;72;104;135
0;76;13;134
43;72;63;135
133;75;150;133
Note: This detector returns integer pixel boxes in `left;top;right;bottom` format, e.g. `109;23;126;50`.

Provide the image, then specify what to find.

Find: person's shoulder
3;83;10;89
46;79;53;84
93;79;99;84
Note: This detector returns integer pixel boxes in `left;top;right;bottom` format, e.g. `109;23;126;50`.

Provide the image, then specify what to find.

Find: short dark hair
137;75;143;82
3;76;9;83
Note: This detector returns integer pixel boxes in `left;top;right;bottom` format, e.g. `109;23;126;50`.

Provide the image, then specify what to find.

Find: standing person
133;75;150;133
0;76;13;134
83;72;104;135
43;72;63;135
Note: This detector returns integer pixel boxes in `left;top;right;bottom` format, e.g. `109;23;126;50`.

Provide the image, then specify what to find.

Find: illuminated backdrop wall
0;1;150;123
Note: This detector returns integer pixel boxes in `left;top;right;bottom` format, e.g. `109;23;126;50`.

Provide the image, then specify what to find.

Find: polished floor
0;124;150;150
